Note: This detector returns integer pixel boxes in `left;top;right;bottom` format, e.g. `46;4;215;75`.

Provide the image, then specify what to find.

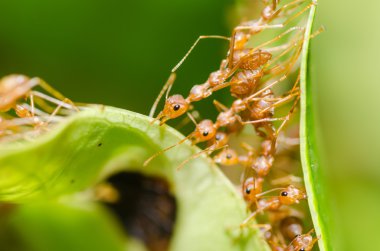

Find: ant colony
0;75;78;142
147;0;322;250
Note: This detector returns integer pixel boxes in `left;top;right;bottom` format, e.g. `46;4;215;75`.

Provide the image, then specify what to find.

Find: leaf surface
0;106;269;251
300;1;332;250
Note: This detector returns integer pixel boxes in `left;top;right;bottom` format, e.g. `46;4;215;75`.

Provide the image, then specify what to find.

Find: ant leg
31;91;75;110
226;27;303;78
177;144;227;170
275;95;300;137
268;0;310;24
240;209;262;228
247;47;301;103
210;80;241;92
239;116;286;125
213;100;229;112
29;93;35;117
252;26;305;52
279;2;315;27
271;175;303;186
45;98;72;124
259;91;300;115
264;34;304;70
228;24;284;68
172;35;230;73
32;78;79;111
264;27;323;76
149;72;176;117
240;142;256;155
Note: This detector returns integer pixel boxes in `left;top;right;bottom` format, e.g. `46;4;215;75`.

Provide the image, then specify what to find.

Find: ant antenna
171;35;230;73
143;134;193;167
187;112;198;125
256;187;286;197
149;72;176;117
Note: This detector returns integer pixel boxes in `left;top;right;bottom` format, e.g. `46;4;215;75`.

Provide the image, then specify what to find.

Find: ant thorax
188;84;212;102
252;155;274;177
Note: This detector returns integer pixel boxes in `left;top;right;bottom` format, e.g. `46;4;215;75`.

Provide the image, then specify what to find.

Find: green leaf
300;1;331;250
1;201;144;251
0;106;270;251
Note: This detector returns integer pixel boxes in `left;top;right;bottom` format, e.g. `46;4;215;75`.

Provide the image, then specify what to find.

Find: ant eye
226;154;232;159
245;187;251;194
215;135;221;140
173;104;181;111
300;249;305;251
202;131;209;137
281;191;288;197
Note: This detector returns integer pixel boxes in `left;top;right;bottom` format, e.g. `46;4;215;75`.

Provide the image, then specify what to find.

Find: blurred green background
0;0;233;116
0;0;379;251
311;0;380;250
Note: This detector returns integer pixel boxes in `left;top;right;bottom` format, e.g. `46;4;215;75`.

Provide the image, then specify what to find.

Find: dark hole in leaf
100;171;177;251
97;143;103;147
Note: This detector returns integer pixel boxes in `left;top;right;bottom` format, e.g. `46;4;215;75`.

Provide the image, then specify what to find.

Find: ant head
279;185;307;205
242;177;263;203
213;148;239;166
213;132;229;147
291;233;314;251
192;119;216;144
161;94;189;122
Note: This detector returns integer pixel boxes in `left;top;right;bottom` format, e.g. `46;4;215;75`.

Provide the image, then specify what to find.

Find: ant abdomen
230;69;263;97
280;216;303;241
233;49;272;70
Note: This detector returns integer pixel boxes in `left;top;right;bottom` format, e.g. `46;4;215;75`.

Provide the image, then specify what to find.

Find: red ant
176;131;229;170
284;229;319;251
143;115;217;166
0;75;78;141
261;217;319;251
0;75;77;126
241;185;307;227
